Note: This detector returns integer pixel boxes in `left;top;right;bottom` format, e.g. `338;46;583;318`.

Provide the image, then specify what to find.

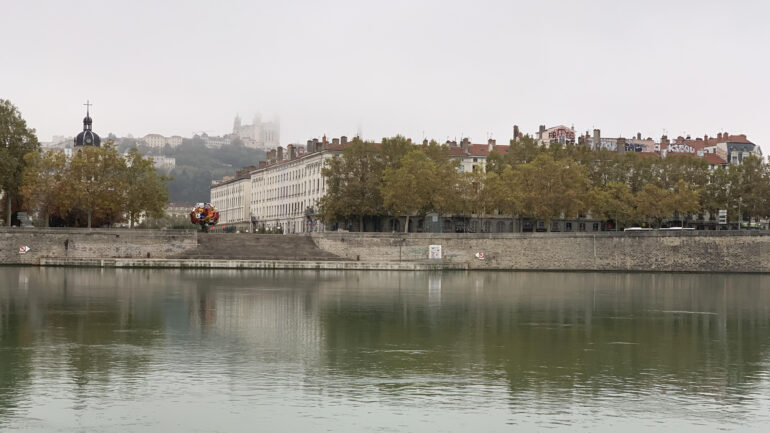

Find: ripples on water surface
1;268;770;432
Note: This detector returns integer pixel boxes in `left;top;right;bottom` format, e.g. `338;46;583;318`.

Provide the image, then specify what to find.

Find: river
1;267;769;432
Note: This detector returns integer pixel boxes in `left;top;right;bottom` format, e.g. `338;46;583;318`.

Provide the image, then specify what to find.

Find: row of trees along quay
1;99;169;228
318;136;770;232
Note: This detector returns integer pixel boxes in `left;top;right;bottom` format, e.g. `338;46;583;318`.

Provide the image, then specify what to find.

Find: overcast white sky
2;0;769;151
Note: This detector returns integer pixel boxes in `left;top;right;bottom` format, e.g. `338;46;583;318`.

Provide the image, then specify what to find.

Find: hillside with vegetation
121;137;265;204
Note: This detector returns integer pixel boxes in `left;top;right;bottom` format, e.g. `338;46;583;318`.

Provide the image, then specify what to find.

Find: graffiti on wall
547;127;576;145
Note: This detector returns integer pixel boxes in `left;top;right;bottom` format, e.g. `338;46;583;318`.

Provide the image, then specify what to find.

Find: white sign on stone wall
428;245;442;259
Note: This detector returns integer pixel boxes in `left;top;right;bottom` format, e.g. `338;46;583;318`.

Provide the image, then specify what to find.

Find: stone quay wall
312;231;770;273
0;228;197;265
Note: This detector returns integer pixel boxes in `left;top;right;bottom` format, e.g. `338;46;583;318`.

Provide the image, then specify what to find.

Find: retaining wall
312;231;770;273
0;228;197;265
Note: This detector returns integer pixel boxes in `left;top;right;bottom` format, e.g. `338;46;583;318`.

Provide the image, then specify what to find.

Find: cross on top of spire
83;100;92;116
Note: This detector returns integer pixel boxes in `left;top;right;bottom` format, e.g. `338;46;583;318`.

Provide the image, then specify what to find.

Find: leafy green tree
122;149;170;228
0;99;40;225
487;166;522;232
588;182;635;230
20;150;68;227
668;179;700;225
430;158;462;221
485;150;507;174
381;150;436;232
518;154;589;231
701;165;733;220
505;135;541;165
319;138;384;231
380;135;413;170
634;184;671;228
732;155;770;222
63;145;127;227
454;169;494;232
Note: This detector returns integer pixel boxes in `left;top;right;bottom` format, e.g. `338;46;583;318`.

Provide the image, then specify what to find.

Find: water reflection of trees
317;271;770;401
0;267;167;417
2;267;770;423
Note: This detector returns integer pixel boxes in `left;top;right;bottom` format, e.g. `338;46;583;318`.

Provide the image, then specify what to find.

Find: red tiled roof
467;144;489;157
490;145;510;155
724;134;753;144
703;153;727;165
448;146;465;156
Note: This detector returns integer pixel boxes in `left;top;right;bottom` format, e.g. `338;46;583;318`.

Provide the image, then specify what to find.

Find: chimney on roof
593;129;601;151
407;138;412;144
276;146;284;161
488;138;496;152
513;125;520;142
461;138;470;152
332;138;340;145
306;140;314;153
322;135;327;143
661;135;670;149
617;137;626;155
637;132;642;140
704;134;708;141
717;132;723;141
259;161;266;169
341;136;348;144
423;139;428;145
268;149;276;164
287;144;295;160
539;125;546;138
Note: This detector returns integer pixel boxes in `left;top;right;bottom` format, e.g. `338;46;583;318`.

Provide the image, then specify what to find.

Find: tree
589;181;635;230
485;150;507;174
634;184;671;228
318;138;384;231
122;149;170;228
732;155;770;222
701;165;733;220
381;150;436;232
505;135;541;166
20;150;68;227
62;145;127;228
667;179;700;225
429;158;462;223
0;99;40;225
380;135;413;170
518;154;589;231
487;166;522;232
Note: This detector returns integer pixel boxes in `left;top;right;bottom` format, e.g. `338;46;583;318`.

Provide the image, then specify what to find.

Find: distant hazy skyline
2;0;769;151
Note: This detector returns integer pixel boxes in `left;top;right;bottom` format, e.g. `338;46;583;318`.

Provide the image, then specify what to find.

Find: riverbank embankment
312;231;770;273
4;228;770;272
1;228;197;265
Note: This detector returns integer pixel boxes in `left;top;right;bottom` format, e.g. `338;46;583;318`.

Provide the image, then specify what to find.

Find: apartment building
250;138;345;233
210;167;253;231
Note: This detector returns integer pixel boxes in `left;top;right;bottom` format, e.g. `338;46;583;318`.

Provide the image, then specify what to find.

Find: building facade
210;167;253;231
250;139;343;233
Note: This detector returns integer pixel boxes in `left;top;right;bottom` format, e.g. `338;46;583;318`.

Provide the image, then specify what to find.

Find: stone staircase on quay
175;233;343;261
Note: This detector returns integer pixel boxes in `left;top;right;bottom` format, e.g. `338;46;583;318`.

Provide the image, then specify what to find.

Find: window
579;222;586;232
592;223;599;231
551;221;560;232
565;222;573;231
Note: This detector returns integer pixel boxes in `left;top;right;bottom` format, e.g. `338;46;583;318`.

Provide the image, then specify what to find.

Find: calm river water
1;267;770;432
